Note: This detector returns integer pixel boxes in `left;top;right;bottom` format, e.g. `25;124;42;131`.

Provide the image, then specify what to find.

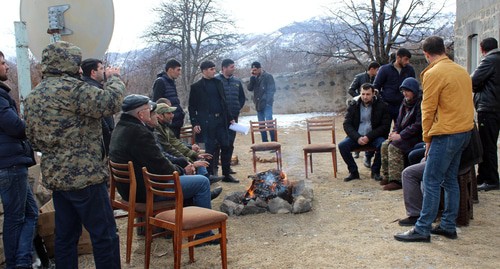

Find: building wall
454;0;500;72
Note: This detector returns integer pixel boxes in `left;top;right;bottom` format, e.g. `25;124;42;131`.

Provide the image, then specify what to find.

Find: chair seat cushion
303;143;336;153
156;206;228;230
251;142;281;151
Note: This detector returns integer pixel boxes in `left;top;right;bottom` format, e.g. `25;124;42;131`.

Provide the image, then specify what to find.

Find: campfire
220;169;313;216
244;169;292;204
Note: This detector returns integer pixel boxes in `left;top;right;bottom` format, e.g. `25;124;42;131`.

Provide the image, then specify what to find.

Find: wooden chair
302;118;337;178
108;160;175;264
142;168;228;269
249;119;282;173
180;125;196;145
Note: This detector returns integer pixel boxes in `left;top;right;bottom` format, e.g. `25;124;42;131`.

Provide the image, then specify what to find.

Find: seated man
380;77;422;191
339;83;391;181
109;94;219;243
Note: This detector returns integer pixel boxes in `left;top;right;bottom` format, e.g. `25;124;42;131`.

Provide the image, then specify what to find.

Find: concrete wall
454;0;500;70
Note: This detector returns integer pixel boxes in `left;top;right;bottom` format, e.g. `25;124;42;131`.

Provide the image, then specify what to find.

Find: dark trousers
212;117;238;175
53;182;120;269
387;103;400;124
338;136;385;174
204;116;232;176
477;112;500;185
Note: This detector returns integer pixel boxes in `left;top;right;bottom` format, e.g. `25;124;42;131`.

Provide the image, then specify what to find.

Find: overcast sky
1;0;455;57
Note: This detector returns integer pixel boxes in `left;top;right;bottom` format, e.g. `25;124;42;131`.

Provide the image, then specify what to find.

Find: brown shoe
379;179;389;186
383;181;402;191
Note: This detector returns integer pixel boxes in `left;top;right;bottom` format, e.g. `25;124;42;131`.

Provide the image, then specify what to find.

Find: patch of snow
239;112;336;128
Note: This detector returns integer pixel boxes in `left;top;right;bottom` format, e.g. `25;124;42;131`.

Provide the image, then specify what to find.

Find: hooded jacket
24;41;125;191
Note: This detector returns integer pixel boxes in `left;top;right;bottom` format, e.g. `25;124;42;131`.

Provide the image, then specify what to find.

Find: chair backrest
179;125;196;145
142;168;182;229
249;119;278;144
108;160;137;207
306;118;336;145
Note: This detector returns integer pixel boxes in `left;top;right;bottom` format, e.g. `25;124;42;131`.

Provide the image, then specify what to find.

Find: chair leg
252;150;257;173
144;223;152;269
126;212;135;264
220;222;228;269
304;151;309;178
277;149;283;171
174;233;182;269
310;154;313;174
332;151;337;178
188;235;195;263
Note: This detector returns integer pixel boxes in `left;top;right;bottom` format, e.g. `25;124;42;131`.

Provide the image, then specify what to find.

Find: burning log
244;169;292;204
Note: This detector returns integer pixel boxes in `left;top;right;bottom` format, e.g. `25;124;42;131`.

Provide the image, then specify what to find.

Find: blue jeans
338;136;385;174
257;104;275;142
415;131;471;236
0;165;38;269
53;182;120;269
154;175;211;209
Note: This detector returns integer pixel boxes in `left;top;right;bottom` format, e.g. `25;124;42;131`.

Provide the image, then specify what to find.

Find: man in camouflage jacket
24;41;124;268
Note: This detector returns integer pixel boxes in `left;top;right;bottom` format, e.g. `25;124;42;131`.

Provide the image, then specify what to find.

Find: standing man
338;83;391;182
471;37;500;191
373;48;416;123
347;61;380;162
214;59;246;175
152;59;185;138
247;61;276;142
348;61;380;97
394;36;474;243
25;41;123;268
0;51;38;269
81;58;115;157
189;61;239;183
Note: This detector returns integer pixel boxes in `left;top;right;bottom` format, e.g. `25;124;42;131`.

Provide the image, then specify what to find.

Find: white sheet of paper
229;122;249;135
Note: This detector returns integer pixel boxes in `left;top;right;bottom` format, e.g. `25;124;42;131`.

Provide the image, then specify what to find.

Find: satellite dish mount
47;4;73;42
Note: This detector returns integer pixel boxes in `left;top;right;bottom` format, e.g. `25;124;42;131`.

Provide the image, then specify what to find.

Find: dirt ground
80;115;500;269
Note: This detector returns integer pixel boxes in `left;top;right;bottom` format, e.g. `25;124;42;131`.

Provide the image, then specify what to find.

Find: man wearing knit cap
247;61;277;142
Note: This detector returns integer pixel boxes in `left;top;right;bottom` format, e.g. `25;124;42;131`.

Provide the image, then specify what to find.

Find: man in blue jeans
247;61;276;142
0;51;38;269
394;36;474;243
25;42;122;268
339;83;391;182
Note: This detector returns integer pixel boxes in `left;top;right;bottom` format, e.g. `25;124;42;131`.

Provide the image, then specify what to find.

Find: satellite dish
20;0;114;61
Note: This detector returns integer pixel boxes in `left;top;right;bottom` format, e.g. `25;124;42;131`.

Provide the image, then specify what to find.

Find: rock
292;195;312;214
268;197;292;214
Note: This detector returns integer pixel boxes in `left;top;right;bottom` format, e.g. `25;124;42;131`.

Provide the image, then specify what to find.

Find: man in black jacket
348;61;380;97
471;37;500;191
339;83;391;182
152;59;185;138
189;61;238;183
81;58;116;157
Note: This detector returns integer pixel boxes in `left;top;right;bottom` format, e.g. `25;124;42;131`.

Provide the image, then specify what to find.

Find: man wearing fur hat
25;41;123;268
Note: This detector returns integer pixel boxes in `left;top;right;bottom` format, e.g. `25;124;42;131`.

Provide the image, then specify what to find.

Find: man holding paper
215;59;246;176
189;61;240;183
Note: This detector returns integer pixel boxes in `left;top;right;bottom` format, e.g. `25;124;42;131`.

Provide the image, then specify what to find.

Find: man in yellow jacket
394;36;474;243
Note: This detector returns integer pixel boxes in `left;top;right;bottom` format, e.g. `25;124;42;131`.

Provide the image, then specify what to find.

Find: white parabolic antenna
20;0;114;61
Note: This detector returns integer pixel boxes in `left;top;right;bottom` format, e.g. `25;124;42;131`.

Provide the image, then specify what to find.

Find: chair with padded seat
179;125;196;145
249;119;282;173
108;160;175;264
302;118;337;178
142;168;228;269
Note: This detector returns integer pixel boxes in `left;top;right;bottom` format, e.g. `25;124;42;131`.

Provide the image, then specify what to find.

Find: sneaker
398;216;419;226
430;226;457;239
343;172;360;182
222;174;240;183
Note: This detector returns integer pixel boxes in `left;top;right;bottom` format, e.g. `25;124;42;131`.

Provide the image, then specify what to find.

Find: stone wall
241;58;428;116
454;0;500;70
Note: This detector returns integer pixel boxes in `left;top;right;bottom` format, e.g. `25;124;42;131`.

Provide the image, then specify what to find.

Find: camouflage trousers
381;140;405;182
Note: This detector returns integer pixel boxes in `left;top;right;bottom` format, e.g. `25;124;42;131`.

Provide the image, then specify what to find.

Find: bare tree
296;0;452;65
143;0;238;92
